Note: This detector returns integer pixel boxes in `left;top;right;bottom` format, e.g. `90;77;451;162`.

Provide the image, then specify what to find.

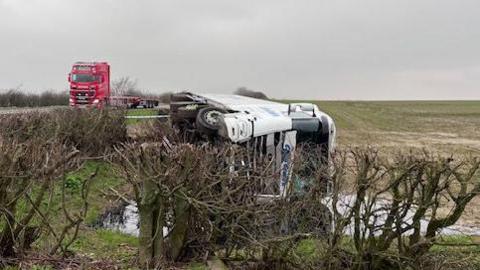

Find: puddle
323;194;480;236
96;201;169;237
97;196;480;237
96;201;140;236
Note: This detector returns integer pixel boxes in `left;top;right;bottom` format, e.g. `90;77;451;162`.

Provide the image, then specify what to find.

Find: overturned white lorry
170;92;336;200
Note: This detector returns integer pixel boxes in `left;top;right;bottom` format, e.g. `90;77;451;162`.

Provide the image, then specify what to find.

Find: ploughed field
287;100;480;154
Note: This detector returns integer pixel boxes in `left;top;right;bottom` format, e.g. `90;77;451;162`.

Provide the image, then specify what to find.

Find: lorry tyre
195;107;227;135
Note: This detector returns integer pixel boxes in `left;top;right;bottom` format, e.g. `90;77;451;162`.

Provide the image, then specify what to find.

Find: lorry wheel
195;107;227;135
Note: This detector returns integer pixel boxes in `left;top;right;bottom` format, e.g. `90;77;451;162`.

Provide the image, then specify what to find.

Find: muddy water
98;196;480;237
322;195;480;236
97;202;169;236
96;202;140;236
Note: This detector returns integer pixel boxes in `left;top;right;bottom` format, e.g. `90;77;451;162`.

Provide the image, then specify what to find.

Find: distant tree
0;87;67;107
111;77;142;96
234;87;268;99
38;90;68;106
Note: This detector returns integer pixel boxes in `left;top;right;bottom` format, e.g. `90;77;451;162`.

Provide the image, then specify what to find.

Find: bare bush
234;87;268;99
114;125;332;268
1;107;478;270
0;108;128;262
52;109;127;155
325;149;480;269
116;124;480;270
0;132;80;258
0;109;127;156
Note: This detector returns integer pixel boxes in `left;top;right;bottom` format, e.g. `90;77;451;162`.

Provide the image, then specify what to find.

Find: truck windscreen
72;74;99;83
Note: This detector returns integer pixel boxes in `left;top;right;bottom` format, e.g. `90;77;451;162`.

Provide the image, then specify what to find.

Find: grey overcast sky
1;0;479;100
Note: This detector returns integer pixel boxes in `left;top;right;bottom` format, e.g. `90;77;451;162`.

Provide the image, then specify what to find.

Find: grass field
288;100;480;154
125;108;159;124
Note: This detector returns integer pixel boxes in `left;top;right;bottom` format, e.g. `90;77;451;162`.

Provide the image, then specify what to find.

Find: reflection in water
98;202;139;236
98;196;480;237
98;202;168;236
322;195;480;236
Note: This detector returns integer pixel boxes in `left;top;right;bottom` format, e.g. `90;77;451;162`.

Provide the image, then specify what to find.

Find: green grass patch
126;108;159;125
45;160;124;225
126;108;158;116
28;160;136;267
63;161;136;264
431;235;480;253
66;160;124;224
295;238;319;259
71;229;138;262
30;159;130;255
2;160;123;231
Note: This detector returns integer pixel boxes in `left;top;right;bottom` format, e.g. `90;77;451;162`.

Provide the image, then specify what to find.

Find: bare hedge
0;108;127;261
0;89;68;107
1;111;479;270
325;149;480;269
0;108;127;155
116;123;480;269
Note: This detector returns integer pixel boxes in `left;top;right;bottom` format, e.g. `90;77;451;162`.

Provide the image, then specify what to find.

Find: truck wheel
196;107;227;135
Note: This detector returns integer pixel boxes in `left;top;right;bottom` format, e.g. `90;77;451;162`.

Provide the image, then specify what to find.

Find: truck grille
74;91;94;104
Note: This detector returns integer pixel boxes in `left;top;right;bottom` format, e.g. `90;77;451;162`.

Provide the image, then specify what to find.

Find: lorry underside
170;92;336;196
170;92;335;150
169;92;336;234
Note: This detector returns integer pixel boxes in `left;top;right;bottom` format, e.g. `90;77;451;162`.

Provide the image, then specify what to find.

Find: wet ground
98;197;480;237
323;195;480;236
96;201;139;236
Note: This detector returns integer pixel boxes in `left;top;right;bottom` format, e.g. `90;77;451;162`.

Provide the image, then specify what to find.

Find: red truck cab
68;62;110;107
